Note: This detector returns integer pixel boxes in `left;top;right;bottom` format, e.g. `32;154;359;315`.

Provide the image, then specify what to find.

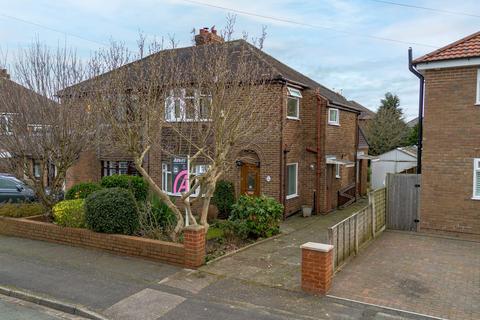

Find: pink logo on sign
173;170;189;193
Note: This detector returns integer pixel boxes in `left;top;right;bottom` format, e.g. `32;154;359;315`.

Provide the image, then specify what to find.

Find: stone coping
301;242;334;252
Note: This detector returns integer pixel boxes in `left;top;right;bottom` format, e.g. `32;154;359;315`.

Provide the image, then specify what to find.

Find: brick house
412;31;480;235
0;69;55;186
66;28;368;217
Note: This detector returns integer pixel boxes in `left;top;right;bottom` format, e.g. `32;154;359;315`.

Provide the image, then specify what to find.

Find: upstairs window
0;113;13;134
476;69;480;105
474;158;480;200
287;87;302;119
328;108;340;125
165;89;212;122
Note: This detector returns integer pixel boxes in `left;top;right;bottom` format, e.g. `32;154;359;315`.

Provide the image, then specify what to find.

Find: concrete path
0;232;428;320
201;198;369;290
330;231;480;320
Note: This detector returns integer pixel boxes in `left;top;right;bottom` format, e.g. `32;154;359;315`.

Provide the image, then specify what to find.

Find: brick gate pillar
183;225;206;268
301;242;334;295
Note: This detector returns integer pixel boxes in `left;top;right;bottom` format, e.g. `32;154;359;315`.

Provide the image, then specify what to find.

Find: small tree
70;20;275;240
365;92;408;155
0;41;95;212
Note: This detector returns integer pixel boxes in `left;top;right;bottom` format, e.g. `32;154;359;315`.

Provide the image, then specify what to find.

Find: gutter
408;48;424;175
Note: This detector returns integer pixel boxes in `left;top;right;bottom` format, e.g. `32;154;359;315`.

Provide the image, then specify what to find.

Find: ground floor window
101;161;138;177
335;163;341;179
286;163;298;199
162;161;208;196
33;160;41;178
474;158;480;199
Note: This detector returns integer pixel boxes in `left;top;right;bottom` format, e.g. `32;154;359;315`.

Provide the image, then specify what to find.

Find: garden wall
0;216;205;268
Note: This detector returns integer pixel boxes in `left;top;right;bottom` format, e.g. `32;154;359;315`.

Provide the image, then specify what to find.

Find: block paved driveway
329;231;480;320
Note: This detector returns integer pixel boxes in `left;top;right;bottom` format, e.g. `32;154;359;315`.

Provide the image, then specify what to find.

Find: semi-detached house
66;28;369;217
412;31;480;235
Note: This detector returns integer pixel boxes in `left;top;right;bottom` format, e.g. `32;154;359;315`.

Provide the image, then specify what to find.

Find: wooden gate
386;173;420;231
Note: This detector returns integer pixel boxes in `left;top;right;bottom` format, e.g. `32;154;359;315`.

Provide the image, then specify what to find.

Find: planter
302;205;312;217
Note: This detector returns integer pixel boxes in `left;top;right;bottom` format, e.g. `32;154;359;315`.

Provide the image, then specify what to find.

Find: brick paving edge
0;285;108;320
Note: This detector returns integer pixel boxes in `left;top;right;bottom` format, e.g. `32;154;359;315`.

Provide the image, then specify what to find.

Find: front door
241;163;260;196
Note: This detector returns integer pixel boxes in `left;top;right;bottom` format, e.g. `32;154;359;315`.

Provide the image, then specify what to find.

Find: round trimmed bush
65;182;103;200
85;188;139;235
52;199;85;228
100;175;148;201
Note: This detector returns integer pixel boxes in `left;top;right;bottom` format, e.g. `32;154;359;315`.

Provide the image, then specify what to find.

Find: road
0;235;433;319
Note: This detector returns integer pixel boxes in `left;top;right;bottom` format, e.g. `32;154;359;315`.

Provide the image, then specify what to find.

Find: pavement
0;215;433;320
330;231;480;320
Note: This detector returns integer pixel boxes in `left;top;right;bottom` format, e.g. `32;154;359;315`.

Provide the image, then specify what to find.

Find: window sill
472;196;480;201
286;194;299;200
286;116;300;121
164;191;200;198
328;122;340;126
335;175;341;179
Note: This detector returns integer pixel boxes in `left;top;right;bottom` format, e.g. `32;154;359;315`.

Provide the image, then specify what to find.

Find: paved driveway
329;231;480;320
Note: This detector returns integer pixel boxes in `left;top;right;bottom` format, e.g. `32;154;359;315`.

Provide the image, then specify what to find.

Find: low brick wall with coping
0;216;205;268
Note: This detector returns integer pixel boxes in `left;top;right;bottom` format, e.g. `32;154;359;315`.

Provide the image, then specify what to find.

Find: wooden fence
328;188;386;271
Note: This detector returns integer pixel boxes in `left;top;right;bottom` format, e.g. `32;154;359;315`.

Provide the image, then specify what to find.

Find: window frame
165;89;212;122
286;87;302;120
101;160;138;177
286;162;299;199
0;113;14;135
476;69;480;105
473;158;480;200
33;160;41;179
328;108;340;126
161;162;207;197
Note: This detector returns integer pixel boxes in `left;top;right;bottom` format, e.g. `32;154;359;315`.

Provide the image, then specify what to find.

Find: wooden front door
241;164;260;196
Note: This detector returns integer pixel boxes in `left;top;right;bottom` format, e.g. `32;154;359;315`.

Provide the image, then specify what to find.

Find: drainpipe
408;47;424;174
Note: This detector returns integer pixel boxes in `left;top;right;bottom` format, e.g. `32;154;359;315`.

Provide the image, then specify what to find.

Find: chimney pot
195;26;224;46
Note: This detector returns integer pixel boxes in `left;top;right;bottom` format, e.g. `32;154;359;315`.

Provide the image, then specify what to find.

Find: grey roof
398;146;418;158
358;127;369;149
348;100;376;120
64;39;357;111
406;117;418;128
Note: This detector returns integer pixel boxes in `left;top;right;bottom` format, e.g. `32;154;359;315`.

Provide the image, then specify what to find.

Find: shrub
211;180;235;219
52;199;85;228
230;195;283;239
149;194;177;229
0;203;45;218
65;182;103;200
85;188;139;235
100;175;148;201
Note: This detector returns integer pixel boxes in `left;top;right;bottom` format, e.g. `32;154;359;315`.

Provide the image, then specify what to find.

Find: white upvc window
0;113;13;135
165;89;212;122
335;163;341;179
476;69;480;105
33;160;41;178
287;87;302;120
328;108;340;125
286;163;298;199
162;162;208;196
473;158;480;200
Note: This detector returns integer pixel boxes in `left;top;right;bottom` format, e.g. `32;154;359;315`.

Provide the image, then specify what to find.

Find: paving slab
202;198;369;290
104;288;185;320
330;231;480;320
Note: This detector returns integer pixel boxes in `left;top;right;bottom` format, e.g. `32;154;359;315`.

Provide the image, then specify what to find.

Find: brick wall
66;150;101;190
421;66;480;235
0;217;206;267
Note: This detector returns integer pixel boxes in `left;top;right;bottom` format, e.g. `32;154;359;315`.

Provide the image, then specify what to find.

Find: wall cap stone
301;242;334;252
183;224;205;232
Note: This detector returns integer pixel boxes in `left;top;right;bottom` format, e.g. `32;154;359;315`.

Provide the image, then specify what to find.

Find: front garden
0;177;284;264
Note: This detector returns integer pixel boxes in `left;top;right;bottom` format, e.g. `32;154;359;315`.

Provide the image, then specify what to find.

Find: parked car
0;174;36;203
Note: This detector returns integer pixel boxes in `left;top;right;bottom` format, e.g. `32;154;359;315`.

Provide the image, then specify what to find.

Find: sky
0;0;479;120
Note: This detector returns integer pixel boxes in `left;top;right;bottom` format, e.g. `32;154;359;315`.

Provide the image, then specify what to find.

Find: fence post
354;215;358;255
371;192;376;238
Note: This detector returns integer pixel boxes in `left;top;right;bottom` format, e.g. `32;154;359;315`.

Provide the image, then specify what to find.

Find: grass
206;226;224;241
0;202;45;218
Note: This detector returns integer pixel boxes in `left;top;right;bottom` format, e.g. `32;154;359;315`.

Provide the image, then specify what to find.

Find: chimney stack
0;69;10;80
195;26;224;46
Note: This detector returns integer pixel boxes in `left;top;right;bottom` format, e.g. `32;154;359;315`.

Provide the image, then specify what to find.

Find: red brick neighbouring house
66;28;368;216
413;31;480;235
